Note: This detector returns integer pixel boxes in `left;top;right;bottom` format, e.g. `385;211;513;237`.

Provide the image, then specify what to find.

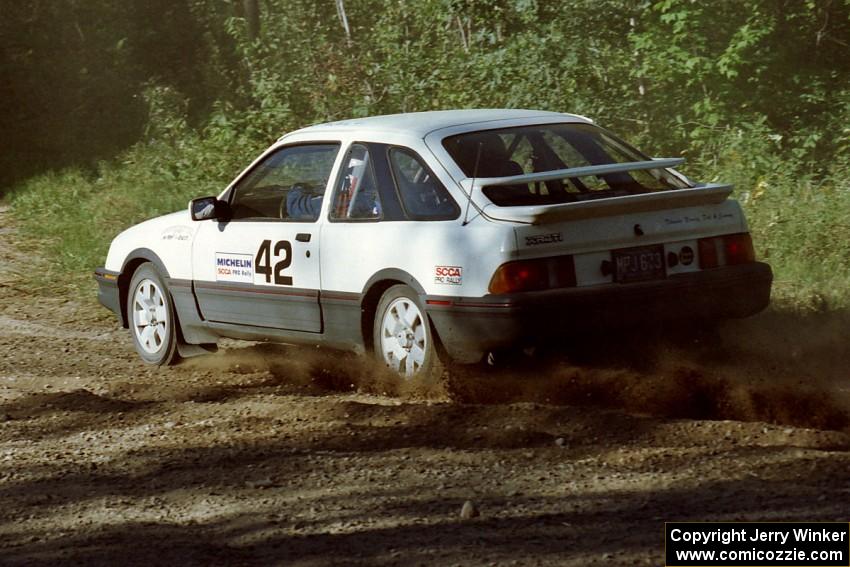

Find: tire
373;284;442;379
127;263;180;366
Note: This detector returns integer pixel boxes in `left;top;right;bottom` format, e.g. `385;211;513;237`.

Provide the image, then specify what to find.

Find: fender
121;248;171;279
361;268;427;298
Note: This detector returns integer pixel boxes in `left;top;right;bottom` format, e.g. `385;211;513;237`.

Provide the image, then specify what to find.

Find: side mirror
189;196;229;221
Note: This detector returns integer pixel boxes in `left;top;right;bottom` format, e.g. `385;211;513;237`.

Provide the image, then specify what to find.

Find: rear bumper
94;268;123;323
426;262;773;363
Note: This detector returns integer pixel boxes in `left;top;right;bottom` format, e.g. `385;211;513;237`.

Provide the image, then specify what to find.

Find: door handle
295;233;311;243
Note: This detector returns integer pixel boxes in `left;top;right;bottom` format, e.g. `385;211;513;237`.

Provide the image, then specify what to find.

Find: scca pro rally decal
215;253;254;283
435;266;462;285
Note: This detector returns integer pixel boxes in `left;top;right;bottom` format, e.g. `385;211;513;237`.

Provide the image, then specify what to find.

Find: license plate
612;245;666;283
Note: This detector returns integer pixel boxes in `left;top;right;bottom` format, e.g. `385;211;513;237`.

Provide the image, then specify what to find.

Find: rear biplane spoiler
458;158;735;225
465;158;686;189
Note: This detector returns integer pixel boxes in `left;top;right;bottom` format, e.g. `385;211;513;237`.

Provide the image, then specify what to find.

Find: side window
330;144;382;221
389;148;459;221
230;144;339;221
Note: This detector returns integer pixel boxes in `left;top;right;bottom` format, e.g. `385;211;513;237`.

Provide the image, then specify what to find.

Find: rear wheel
127;263;180;366
373;284;441;379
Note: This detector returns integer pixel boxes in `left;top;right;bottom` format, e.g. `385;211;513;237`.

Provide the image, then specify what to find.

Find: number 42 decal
256;239;293;285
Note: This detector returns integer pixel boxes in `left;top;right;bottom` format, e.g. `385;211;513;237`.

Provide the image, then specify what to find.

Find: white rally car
95;109;772;377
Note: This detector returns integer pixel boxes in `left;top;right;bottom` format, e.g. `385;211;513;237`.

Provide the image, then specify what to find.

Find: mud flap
176;342;218;358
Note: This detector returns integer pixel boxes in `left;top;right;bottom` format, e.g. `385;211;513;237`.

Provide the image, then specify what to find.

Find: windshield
442;123;690;206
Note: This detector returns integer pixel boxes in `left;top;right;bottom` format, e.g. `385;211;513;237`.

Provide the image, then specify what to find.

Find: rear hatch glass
442;123;690;206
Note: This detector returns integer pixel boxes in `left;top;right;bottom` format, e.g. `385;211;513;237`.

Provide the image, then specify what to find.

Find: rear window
442;123;690;206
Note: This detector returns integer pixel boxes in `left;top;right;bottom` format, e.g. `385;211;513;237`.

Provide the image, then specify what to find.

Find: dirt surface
1;205;850;566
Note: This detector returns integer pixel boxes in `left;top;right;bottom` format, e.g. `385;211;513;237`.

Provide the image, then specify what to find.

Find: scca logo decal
435;266;462;285
436;267;461;277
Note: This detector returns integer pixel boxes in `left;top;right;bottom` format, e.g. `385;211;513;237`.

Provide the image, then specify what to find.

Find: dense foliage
5;0;850;307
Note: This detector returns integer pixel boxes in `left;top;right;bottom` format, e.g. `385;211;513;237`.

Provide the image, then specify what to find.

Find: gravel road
1;206;849;566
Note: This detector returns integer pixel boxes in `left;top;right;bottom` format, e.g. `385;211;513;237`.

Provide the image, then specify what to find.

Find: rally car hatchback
95;109;772;377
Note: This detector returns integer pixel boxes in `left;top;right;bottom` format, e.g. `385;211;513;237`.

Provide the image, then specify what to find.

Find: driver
286;183;323;221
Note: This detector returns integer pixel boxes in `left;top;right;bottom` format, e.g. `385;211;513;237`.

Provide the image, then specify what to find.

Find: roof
282;109;591;140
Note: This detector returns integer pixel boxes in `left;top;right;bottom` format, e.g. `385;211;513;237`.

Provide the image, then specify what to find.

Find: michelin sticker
435;266;462;285
216;253;254;283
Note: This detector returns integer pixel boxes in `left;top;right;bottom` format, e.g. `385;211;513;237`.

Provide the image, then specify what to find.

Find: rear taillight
489;255;576;294
724;233;755;265
698;233;755;269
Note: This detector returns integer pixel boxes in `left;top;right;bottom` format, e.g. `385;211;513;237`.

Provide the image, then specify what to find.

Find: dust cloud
450;309;850;431
185;309;850;431
182;341;451;401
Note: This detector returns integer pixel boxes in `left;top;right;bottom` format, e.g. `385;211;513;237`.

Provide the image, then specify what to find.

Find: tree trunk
243;0;260;40
335;0;351;46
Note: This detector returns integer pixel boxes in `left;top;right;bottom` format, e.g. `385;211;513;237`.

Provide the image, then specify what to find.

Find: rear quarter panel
320;220;515;297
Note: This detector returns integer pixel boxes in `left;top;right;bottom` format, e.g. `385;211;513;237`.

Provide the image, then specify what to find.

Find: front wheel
127;263;180;366
373;284;441;379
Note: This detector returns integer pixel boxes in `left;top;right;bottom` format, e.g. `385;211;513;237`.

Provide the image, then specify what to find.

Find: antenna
462;142;482;227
